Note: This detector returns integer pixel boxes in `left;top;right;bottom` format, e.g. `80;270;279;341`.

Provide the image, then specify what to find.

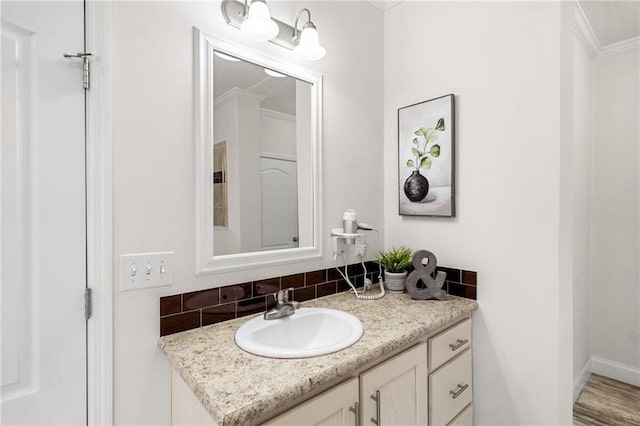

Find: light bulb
293;24;326;61
240;0;279;41
264;68;286;78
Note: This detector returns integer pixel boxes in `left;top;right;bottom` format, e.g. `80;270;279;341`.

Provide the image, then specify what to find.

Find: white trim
573;3;599;58
367;0;402;12
591;356;640;388
599;37;640;57
194;28;323;275
260;108;295;123
85;1;114;425
573;358;592;401
574;3;640;58
261;152;297;162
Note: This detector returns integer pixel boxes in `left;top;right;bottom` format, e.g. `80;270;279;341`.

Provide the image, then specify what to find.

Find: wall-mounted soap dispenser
331;209;385;300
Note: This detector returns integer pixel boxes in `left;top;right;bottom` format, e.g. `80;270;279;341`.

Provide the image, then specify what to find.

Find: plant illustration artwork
398;94;455;217
403;118;445;202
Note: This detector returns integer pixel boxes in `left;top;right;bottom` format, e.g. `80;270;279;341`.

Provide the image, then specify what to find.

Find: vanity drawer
429;319;471;371
448;403;472;426
429;349;472;426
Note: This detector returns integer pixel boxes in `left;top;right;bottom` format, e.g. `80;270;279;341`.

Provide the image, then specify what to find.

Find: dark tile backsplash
159;263;478;336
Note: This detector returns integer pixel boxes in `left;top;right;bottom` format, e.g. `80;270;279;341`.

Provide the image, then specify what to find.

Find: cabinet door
264;377;359;426
360;343;428;426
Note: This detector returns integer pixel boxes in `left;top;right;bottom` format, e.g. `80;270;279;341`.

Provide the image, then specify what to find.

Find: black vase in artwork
404;171;429;202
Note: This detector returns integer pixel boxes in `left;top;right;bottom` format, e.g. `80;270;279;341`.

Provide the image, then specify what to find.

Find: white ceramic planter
384;271;408;294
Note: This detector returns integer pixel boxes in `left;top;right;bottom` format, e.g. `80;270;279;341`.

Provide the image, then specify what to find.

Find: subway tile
160;294;182;316
462;270;477;286
348;263;365;276
159;262;477;335
293;286;315;302
281;273;305;289
437;266;461;283
237;296;266;317
160;311;201;336
253;278;280;296
327;268;342;282
349;275;365;288
337;279;352;293
202;303;236;326
183;289;220;310
364;261;380;273
317;282;337;298
221;282;252;303
305;269;326;286
447;282;477;300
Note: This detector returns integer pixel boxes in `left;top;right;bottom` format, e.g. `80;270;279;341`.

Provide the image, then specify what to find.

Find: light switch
120;251;175;291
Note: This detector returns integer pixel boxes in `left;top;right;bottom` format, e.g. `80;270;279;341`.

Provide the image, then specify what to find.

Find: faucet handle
274;288;296;303
275;288;295;303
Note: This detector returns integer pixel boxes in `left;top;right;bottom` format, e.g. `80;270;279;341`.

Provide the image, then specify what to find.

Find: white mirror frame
194;27;323;275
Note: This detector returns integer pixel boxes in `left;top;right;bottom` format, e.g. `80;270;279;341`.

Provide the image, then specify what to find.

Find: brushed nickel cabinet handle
349;402;360;426
449;383;469;399
449;338;469;351
370;390;381;425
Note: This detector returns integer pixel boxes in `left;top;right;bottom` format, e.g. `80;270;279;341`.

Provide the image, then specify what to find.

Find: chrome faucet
264;288;300;320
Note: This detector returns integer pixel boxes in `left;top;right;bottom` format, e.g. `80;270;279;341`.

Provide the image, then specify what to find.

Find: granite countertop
158;289;478;425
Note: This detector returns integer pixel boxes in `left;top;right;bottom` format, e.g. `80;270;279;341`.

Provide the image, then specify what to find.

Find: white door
260;157;299;251
1;2;87;424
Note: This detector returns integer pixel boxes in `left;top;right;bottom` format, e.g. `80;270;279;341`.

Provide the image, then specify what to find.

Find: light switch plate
119;251;175;291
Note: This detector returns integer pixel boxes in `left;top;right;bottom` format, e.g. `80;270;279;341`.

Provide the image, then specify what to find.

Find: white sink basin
235;307;363;358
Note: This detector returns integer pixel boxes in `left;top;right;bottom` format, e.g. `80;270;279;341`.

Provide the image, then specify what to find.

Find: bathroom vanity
158;291;477;425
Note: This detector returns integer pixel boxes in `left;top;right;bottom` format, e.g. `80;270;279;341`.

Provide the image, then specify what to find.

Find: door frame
86;2;113;424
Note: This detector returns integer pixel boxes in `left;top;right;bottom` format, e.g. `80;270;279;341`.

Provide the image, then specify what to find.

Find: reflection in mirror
212;50;312;256
195;28;322;274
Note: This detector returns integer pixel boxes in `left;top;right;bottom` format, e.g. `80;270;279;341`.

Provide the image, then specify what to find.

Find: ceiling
579;0;640;46
213;52;300;116
373;0;639;47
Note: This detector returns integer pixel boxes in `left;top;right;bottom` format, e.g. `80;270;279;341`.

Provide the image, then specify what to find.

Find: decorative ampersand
406;250;447;300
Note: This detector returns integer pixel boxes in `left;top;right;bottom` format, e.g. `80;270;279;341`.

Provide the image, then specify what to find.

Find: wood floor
574;374;640;425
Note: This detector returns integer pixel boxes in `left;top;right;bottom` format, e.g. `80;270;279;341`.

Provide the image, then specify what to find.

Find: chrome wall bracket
221;0;297;50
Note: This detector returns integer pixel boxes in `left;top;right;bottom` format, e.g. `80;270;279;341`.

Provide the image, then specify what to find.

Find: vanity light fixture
292;9;326;61
240;0;279;41
221;0;326;61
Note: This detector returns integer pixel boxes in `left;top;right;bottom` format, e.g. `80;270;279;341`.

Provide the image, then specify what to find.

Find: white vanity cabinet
428;319;473;426
360;343;428;425
263;343;428;426
170;317;474;426
263;378;359;426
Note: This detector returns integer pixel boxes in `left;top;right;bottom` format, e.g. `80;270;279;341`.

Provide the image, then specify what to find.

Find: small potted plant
377;247;413;293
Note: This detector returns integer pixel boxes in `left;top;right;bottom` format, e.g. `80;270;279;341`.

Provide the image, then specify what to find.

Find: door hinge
63;52;93;90
85;288;92;320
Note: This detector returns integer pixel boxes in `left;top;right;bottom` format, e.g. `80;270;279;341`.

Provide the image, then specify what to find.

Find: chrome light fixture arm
221;0;325;60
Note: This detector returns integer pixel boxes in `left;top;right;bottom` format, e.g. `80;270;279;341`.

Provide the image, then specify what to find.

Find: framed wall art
398;94;455;217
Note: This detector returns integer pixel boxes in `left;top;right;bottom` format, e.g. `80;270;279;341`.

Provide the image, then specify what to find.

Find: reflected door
260;157;299;251
1;1;87;424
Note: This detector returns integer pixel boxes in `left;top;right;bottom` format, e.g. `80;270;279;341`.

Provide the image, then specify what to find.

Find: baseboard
591;356;640;388
574;358;592;401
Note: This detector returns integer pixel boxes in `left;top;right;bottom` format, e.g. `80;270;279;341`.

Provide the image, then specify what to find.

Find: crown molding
599;36;640;57
574;2;640;58
367;0;403;12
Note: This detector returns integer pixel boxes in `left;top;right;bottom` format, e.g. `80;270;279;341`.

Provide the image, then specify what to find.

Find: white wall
260;109;296;158
384;2;573;424
112;2;384;424
590;47;640;376
572;34;593;388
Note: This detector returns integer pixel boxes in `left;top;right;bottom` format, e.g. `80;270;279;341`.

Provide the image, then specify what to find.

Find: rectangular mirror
195;28;323;274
